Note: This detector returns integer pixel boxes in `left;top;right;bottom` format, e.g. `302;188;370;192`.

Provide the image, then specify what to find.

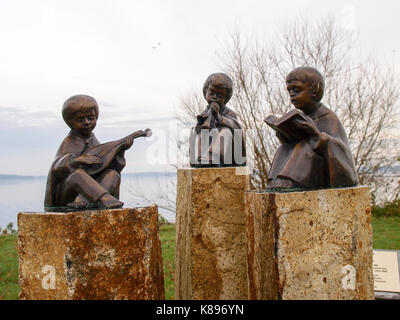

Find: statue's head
286;67;325;112
203;73;233;107
62;95;99;138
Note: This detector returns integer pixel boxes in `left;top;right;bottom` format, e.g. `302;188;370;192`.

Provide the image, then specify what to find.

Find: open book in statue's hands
264;109;315;143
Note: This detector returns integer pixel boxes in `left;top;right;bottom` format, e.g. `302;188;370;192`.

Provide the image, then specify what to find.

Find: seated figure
190;73;246;167
44;95;136;210
265;67;358;189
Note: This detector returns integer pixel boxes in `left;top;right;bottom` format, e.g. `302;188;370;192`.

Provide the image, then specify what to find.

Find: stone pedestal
18;206;164;300
175;167;250;299
245;186;374;300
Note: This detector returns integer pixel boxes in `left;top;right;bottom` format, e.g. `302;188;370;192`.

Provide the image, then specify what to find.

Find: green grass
372;216;400;250
0;234;19;300
0;219;399;300
159;223;175;300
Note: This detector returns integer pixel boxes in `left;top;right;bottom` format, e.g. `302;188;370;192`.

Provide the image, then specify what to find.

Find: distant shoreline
0;171;177;180
0;167;398;180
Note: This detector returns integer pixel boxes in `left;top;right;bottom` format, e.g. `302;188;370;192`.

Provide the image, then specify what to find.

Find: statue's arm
196;108;209;123
51;153;74;179
216;112;242;130
312;119;358;186
195;108;210;132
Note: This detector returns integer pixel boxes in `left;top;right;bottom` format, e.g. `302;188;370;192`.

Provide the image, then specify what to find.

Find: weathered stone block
175;167;250;300
18;206;164;300
245;186;374;300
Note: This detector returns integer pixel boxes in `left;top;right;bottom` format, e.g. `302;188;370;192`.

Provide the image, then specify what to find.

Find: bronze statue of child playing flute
190;73;246;167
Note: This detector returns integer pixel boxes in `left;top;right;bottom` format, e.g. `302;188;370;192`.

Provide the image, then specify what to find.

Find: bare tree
178;16;399;202
123;173;177;220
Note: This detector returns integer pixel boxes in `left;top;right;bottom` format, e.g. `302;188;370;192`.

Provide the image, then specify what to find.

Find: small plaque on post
373;250;400;299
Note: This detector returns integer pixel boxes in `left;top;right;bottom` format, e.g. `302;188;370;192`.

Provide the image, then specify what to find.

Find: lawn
0;234;18;300
0;218;399;300
371;216;400;250
159;223;175;300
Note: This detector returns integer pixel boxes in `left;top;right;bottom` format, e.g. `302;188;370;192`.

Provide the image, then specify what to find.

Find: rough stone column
245;186;374;300
175;167;250;300
18;206;164;300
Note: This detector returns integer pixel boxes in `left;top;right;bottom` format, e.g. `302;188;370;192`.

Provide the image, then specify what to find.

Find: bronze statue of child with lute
44;94;152;211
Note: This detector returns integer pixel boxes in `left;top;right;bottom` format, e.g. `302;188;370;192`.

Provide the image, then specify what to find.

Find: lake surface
0;172;398;230
0;173;177;230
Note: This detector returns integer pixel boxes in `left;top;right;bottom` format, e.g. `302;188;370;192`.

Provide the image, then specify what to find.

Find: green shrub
0;223;17;235
372;199;400;218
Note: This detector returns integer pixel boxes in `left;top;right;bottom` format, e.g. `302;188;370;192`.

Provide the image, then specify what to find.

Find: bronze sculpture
44;95;152;211
190;73;246;167
265;67;358;190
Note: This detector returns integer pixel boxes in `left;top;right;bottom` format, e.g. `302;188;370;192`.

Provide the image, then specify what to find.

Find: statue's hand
74;154;102;166
210;102;220;116
293;119;320;137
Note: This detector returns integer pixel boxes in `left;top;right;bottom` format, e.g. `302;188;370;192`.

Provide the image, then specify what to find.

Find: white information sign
373;250;400;293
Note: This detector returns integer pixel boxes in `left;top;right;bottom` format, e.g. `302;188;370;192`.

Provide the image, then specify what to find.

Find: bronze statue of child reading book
265;67;358;190
190;72;246;167
44;94;151;211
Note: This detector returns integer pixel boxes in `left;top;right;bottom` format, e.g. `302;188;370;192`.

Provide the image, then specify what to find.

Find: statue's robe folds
44;131;126;210
268;104;358;188
190;105;246;166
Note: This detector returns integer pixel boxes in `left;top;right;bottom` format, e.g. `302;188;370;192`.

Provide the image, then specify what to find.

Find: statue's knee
66;168;86;186
105;169;120;183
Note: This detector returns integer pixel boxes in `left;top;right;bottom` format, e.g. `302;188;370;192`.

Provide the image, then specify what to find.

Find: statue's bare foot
67;194;92;209
98;193;123;209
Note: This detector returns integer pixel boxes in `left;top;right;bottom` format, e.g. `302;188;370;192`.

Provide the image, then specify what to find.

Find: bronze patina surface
44;94;151;211
190;73;246;167
265;67;358;190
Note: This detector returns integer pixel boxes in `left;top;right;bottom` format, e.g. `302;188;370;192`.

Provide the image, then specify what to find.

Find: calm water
0;173;177;230
0;172;398;230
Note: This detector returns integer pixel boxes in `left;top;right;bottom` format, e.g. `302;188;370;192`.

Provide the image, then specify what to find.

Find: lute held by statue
82;128;152;175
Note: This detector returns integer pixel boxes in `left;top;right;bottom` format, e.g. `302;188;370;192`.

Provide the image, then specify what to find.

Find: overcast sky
0;0;399;175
